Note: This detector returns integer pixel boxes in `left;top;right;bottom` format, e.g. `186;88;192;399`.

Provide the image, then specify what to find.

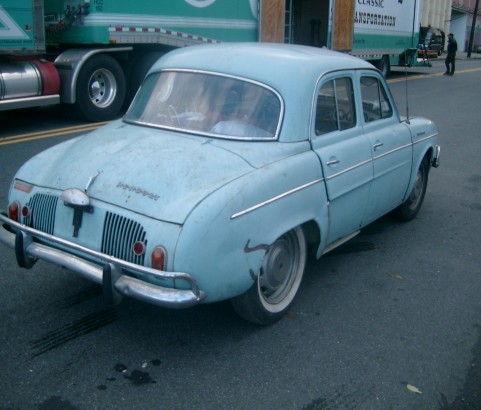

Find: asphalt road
0;56;480;410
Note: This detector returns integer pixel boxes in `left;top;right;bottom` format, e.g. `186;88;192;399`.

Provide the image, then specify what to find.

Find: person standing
444;33;457;76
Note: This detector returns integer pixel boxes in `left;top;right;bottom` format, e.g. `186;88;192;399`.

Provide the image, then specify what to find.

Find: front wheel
73;54;126;122
231;226;307;325
394;158;429;221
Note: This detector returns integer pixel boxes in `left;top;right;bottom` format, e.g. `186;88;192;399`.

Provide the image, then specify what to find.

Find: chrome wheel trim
258;227;306;313
88;68;117;108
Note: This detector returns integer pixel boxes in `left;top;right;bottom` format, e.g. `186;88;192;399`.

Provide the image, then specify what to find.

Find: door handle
326;159;340;166
373;142;384;150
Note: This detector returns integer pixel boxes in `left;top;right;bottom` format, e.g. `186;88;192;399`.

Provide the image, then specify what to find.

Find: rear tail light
151;246;166;271
8;201;21;222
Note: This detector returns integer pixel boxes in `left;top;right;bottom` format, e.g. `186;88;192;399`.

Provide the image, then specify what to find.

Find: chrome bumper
432;144;441;168
0;213;205;308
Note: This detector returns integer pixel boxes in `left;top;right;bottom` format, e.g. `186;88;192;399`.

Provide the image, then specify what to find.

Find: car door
359;72;413;224
311;73;373;245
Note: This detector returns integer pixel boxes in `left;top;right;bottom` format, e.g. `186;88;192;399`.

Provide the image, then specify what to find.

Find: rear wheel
231;226;307;325
394;158;429;221
74;54;126;122
375;55;391;78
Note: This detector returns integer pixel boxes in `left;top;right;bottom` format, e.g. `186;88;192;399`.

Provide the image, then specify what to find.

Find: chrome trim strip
325;159;372;181
322;231;360;255
413;132;438;144
230;178;324;219
373;142;412;160
0;95;60;111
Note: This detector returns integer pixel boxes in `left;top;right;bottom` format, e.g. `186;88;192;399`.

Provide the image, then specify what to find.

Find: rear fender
174;150;329;302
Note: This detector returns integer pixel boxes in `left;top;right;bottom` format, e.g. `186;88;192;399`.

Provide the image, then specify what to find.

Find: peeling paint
244;239;269;253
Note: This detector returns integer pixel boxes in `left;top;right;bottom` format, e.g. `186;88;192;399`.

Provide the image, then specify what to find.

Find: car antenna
404;63;410;124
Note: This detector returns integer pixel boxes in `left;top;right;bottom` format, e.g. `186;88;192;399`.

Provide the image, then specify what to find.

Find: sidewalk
416;51;481;67
456;51;481;59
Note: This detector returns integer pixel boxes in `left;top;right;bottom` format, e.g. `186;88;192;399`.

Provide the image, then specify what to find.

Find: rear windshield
124;70;283;140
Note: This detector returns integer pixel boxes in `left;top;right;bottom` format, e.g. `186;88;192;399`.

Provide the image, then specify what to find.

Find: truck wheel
231;226;307;325
124;51;164;110
74;54;126;122
394;158;429;221
376;55;390;78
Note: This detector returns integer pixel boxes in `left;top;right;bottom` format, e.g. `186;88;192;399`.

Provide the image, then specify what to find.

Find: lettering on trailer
357;0;385;6
355;13;396;27
355;0;409;30
0;6;29;39
357;0;404;5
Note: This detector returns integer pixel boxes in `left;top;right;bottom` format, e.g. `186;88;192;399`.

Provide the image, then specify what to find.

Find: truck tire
376;55;390;78
74;54;126;122
124;51;164;110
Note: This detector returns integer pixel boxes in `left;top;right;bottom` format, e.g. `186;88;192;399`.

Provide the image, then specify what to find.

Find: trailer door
259;0;285;43
331;0;355;51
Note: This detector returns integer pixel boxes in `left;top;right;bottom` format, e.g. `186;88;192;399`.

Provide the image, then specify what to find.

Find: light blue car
0;43;440;324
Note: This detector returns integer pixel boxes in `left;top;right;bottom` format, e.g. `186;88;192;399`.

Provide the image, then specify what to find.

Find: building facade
421;0;481;51
420;0;452;36
451;0;481;51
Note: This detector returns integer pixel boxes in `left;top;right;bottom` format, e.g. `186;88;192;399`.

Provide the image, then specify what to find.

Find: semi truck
0;0;422;122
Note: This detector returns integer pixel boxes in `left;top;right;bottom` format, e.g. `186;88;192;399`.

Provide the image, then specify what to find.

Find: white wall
450;11;469;51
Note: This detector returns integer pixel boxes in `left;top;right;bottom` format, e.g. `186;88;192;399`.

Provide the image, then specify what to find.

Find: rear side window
360;76;393;123
315;77;356;135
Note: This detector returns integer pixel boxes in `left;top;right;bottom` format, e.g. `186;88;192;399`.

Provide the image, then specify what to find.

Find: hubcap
259;233;299;304
88;69;117;108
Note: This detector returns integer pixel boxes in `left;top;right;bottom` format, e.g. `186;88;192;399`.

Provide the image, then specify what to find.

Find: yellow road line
388;67;481;83
2;66;481;145
0;121;109;147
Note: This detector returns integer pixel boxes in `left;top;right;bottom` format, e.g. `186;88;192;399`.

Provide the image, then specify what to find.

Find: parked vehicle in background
0;43;440;324
419;27;445;58
0;0;425;121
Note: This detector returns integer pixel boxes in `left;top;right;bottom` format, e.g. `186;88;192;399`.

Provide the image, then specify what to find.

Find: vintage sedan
0;43;440;324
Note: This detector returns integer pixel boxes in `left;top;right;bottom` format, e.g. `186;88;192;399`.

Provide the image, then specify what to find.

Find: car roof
152;42;372;85
148;43;377;142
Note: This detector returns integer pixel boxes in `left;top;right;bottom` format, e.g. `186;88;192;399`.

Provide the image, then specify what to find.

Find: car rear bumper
0;213;205;308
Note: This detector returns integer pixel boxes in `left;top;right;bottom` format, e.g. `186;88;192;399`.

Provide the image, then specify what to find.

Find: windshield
124;70;283;140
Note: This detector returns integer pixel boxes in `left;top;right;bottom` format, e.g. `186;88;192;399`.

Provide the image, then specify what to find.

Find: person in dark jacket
444;33;457;76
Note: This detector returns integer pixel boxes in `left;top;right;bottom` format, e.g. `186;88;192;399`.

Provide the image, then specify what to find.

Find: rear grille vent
24;193;58;235
101;212;147;265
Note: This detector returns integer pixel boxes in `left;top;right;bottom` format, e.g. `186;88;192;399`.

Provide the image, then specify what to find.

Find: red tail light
22;206;31;218
132;241;146;256
151;246;166;271
8;201;21;222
